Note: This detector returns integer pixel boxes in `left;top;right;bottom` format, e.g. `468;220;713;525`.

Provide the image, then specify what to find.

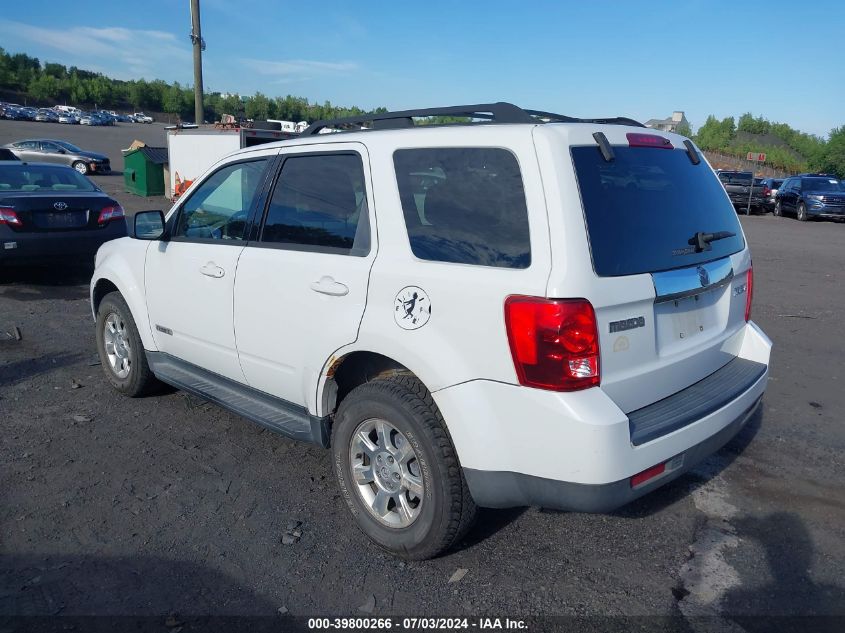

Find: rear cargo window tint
393;148;530;268
572;146;744;276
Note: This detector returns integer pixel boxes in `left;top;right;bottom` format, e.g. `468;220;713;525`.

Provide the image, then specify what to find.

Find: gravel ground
0;121;843;630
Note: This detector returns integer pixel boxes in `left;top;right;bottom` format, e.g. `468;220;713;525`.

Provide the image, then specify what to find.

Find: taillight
504;296;600;391
0;207;22;227
626;133;673;149
97;204;125;225
745;267;753;322
762;186;771;197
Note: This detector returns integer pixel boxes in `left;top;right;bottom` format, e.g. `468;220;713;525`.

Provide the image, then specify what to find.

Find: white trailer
166;127;296;198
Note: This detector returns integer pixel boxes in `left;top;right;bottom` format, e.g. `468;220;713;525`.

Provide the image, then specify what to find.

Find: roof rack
300;102;644;136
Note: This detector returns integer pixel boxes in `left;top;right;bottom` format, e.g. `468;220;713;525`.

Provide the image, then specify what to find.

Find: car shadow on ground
723;511;845;632
0;264;93;301
0;352;85;387
0;554;284;631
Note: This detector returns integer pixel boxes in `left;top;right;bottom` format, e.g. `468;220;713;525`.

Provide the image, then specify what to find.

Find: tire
332;374;477;560
773;200;782;217
72;161;89;175
95;292;158;397
797;201;809;222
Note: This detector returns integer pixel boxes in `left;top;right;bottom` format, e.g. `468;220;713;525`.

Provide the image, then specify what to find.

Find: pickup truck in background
717;171;767;213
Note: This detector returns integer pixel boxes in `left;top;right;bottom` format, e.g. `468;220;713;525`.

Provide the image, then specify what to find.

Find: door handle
310;276;349;296
200;262;225;278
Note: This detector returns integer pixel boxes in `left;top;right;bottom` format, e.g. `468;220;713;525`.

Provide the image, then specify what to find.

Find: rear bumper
0;222;126;265
434;321;772;512
464;395;761;512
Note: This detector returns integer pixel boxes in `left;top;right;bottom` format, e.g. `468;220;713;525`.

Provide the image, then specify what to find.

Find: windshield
718;172;752;185
803;178;843;192
572;146;744;276
53;140;82;152
0;164;97;192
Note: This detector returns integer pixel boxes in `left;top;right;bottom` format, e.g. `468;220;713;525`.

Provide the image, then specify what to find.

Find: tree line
691;112;844;177
2;48;843;177
0;48;386;123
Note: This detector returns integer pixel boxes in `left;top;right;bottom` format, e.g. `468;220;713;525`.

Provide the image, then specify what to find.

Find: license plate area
34;210;89;229
654;287;724;356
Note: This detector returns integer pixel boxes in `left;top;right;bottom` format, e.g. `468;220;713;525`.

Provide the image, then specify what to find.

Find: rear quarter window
393;148;530;268
572;145;744;276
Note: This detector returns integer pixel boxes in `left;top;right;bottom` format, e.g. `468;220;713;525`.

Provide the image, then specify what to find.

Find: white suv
91;103;772;559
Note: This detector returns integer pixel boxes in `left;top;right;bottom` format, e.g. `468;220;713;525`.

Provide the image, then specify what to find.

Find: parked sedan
58;112;78;124
35;109;59;123
2;139;111;175
775;174;845;221
0;161;126;265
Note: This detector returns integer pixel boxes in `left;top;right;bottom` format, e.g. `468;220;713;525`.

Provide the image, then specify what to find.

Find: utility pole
190;0;205;125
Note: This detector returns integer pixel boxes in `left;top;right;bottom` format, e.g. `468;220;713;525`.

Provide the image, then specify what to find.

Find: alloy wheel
102;312;132;379
349;418;424;528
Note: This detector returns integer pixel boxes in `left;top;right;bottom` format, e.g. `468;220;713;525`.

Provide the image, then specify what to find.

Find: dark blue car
774;174;845;221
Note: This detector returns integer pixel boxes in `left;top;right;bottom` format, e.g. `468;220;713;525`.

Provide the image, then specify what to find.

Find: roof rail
300;102;644;136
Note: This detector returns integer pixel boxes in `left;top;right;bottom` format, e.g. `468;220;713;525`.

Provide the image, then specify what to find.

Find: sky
1;0;843;137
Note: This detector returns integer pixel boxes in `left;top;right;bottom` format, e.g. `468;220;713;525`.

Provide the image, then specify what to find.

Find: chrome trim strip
652;257;734;304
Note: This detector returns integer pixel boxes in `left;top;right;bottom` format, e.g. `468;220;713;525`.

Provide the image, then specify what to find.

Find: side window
40;142;59;152
16;141;37;150
174;159;268;241
393;147;531;269
260;153;370;256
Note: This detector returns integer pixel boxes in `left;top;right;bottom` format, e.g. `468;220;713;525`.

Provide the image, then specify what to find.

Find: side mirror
133;210;167;240
55;148;66;154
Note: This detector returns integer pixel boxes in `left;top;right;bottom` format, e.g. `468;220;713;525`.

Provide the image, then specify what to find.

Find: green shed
124;146;168;196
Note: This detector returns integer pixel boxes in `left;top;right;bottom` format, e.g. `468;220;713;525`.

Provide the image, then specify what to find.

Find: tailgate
537;126;752;414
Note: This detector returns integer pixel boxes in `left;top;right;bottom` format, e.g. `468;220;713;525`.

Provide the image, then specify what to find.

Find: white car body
92;108;771;515
132;112;153;123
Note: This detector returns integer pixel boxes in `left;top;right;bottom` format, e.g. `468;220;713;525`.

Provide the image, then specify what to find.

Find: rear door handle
310;276;349;296
200;262;225;278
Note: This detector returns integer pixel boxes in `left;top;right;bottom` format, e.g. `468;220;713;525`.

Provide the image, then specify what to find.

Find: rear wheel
797;201;809;222
73;161;89;175
332;374;476;560
95;292;158;397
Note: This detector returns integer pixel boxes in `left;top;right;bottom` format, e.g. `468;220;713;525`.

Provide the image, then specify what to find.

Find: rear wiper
688;231;736;253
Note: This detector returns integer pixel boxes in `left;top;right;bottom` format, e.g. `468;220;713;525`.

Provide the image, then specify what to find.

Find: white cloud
239;58;357;82
0;19;192;82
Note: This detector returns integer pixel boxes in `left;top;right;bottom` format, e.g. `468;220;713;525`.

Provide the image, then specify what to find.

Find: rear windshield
0;164;97;192
572;146;744;277
718;172;752;185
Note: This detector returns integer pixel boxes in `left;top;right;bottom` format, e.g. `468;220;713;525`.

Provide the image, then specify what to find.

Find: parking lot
1;120;844;627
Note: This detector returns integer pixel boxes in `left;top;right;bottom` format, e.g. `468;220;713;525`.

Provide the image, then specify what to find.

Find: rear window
393;148;530;268
0;164;97;192
718;172;752;185
572;146;744;277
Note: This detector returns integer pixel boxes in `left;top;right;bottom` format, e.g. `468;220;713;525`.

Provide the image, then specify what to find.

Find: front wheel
774;200;782;217
797;202;809;222
73;161;89;175
332;375;476;560
95;292;158;397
